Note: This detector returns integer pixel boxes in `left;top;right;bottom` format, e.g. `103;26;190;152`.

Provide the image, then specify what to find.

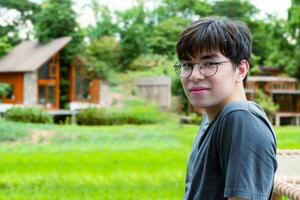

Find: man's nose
189;64;205;81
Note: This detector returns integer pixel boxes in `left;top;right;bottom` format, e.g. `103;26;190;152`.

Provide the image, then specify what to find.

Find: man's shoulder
218;101;268;121
216;101;276;141
215;101;274;132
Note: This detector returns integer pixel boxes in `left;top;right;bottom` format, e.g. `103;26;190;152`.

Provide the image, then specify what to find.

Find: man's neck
205;87;247;122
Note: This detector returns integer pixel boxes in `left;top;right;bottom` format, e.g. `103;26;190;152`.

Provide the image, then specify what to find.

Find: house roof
0;37;71;72
248;76;298;83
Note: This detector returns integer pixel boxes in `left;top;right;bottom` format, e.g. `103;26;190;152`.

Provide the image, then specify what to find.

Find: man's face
181;52;240;110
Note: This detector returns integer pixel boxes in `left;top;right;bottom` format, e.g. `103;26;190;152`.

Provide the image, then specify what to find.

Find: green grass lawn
0;120;299;199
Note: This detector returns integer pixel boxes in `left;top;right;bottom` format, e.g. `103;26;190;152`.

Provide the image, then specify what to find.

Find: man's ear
236;60;249;83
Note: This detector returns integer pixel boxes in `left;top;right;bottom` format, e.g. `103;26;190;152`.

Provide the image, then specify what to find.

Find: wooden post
55;53;60;109
275;114;280;126
296;116;300;126
272;193;282;200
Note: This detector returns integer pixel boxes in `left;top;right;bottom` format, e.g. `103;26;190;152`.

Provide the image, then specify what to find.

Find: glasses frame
173;60;231;79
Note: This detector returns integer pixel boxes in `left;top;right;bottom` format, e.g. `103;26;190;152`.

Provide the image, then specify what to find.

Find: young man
174;17;277;200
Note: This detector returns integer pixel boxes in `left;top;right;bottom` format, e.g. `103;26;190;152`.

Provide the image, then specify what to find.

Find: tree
34;0;77;43
264;0;300;79
0;36;12;58
287;0;300;79
248;19;282;67
83;36;121;80
288;0;300;39
212;0;258;21
87;2;118;40
116;2;152;70
147;17;189;57
34;0;84;108
255;89;279;120
0;0;40;44
0;83;11;99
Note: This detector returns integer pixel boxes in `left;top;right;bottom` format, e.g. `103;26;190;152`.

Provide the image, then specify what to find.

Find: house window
38;86;46;105
48;86;56;106
74;64;90;101
38;85;56;109
48;59;56;78
38;58;56;79
38;63;49;79
75;76;90;100
0;83;14;101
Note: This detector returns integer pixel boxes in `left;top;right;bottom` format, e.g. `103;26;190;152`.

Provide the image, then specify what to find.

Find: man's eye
183;63;193;68
203;62;216;67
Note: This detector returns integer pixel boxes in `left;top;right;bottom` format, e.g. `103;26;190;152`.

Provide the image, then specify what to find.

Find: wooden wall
69;60;101;104
135;76;171;111
89;79;100;104
0;73;24;104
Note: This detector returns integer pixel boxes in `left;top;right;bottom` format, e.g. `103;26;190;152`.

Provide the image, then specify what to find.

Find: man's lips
189;87;210;94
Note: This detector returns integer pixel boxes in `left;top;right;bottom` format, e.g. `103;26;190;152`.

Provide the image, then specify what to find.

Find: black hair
176;17;252;84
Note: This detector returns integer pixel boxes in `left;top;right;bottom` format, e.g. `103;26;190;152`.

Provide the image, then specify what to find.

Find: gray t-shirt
184;101;277;200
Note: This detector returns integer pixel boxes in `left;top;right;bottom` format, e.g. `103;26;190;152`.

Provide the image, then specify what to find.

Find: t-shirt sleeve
217;110;277;200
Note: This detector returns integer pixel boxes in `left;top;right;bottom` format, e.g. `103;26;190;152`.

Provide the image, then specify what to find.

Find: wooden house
246;76;300;125
0;37;106;110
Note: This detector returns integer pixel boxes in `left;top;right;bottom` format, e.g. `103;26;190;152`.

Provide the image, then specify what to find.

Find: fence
273;150;300;200
135;76;171;111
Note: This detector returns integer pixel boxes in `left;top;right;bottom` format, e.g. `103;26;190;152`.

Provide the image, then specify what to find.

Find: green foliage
287;0;300;79
87;36;120;67
129;54;159;71
76;99;165;125
158;0;213;19
180;113;203;124
147;17;189;57
248;20;278;66
129;53;177;72
83;58;111;81
4;107;53;124
34;0;77;43
0;83;11;98
0;120;298;199
288;0;300;39
0;121;30;142
212;0;259;21
33;0;84;108
87;2;118;39
255;90;279;118
83;36;121;80
117;2;152;69
0;0;40;42
0;36;12;58
172;77;188;112
0;0;40;19
79;0;300;80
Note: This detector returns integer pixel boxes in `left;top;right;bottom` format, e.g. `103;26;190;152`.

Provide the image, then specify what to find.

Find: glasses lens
174;61;192;78
199;60;217;77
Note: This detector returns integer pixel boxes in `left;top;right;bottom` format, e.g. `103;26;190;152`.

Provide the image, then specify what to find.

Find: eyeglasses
173;59;231;78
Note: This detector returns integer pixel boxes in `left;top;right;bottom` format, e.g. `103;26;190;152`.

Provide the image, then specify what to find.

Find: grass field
0;120;299;199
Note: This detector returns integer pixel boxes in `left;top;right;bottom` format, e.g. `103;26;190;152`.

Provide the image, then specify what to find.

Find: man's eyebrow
199;54;219;60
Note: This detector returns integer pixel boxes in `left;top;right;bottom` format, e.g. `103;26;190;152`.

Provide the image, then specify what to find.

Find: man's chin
191;103;210;110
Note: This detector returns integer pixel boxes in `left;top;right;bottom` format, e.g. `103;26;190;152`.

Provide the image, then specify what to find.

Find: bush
4;107;53;124
0;83;12;99
180;113;203;124
255;89;279;119
0;121;30;142
76;99;165;125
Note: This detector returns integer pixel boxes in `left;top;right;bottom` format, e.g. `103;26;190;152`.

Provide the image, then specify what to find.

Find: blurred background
0;0;299;199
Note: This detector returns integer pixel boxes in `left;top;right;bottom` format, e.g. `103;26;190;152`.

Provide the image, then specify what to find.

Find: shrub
180;113;203;124
76;99;165;125
255;89;279;119
4;107;53;124
0;83;12;99
0;121;30;142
